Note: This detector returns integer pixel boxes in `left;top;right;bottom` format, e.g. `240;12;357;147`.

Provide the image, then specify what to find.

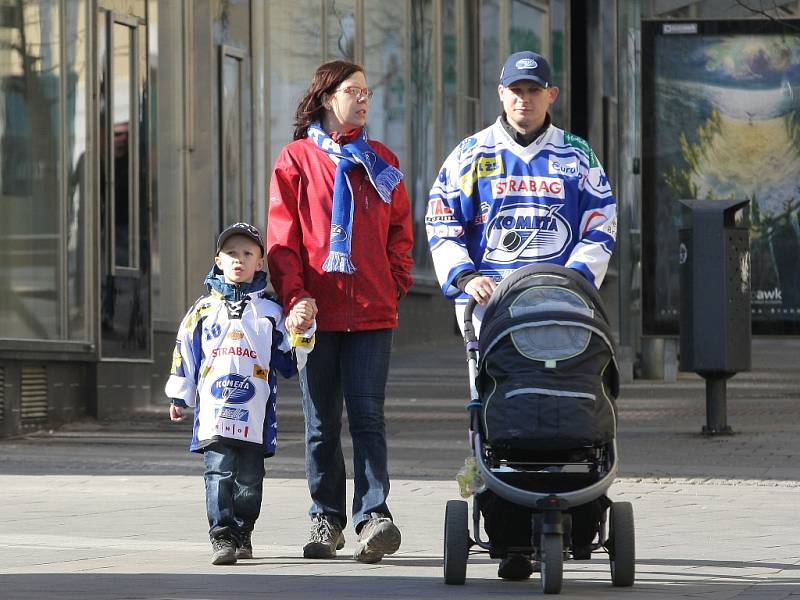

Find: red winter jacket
267;130;414;332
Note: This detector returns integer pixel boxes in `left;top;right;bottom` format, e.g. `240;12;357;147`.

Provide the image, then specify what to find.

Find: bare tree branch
734;0;800;31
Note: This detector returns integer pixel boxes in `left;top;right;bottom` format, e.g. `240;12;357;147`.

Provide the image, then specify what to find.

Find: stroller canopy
476;264;620;451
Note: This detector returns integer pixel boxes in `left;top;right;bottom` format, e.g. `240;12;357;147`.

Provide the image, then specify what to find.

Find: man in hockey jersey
426;52;617;580
426;50;616;332
165;223;315;565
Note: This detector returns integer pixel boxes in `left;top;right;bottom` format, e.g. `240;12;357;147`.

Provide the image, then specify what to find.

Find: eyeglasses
336;86;374;100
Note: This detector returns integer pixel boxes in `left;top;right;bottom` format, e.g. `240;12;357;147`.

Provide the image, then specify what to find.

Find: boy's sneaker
353;513;401;564
211;537;237;565
235;531;253;559
303;515;345;559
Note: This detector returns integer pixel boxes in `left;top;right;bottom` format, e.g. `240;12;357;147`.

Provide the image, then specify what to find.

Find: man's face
498;80;559;135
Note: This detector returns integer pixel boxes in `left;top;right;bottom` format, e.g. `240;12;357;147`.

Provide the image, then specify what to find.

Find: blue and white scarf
307;122;403;273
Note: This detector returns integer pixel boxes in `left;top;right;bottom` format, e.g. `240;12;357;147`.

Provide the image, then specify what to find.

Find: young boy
165;222;315;565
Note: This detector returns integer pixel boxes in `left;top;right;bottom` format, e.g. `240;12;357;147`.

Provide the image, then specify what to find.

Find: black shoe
353;513;402;564
572;543;592;560
303;515;345;559
211;537;237;565
236;531;253;559
498;553;534;580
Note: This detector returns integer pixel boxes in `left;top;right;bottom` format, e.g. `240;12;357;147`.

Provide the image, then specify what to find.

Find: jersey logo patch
548;158;579;177
484;203;572;263
491;176;565;199
211;374;256;405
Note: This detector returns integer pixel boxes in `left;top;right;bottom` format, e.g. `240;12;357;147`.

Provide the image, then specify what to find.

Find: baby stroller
443;264;635;594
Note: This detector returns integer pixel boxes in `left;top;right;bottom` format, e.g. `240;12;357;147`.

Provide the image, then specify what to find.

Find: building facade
1;0;796;435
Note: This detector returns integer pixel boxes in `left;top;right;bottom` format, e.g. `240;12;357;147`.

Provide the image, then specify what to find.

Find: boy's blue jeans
299;329;394;532
203;442;265;542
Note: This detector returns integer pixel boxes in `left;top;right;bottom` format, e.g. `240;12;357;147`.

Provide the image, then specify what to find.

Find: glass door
97;7;150;359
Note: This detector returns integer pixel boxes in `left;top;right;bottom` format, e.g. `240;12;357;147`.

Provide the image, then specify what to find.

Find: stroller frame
443;266;635;594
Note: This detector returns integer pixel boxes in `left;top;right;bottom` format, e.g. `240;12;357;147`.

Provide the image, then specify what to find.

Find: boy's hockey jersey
164;270;314;456
426;118;617;301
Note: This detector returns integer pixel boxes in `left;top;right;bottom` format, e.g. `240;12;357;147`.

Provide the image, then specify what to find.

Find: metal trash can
678;198;751;434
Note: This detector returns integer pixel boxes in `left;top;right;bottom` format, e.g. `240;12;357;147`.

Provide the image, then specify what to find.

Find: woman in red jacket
267;60;413;564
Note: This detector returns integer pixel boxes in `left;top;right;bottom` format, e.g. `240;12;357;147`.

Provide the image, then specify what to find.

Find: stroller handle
463;297;479;344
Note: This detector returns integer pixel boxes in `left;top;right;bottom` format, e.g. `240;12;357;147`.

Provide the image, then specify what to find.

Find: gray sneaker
211;537;237;565
303;515;345;559
235;531;253;559
353;513;401;564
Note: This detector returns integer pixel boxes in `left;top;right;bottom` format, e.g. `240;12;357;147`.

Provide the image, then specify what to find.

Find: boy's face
215;235;264;284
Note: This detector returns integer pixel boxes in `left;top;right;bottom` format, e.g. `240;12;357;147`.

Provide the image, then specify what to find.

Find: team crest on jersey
211;374;256;405
484;203;572;263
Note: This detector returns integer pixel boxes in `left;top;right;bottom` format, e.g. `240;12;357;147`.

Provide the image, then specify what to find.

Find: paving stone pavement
0;337;798;599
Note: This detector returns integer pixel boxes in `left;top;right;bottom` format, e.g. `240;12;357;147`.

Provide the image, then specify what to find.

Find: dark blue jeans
203;442;265;542
299;329;394;531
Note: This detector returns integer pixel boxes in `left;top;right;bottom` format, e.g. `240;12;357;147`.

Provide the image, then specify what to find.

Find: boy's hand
169;404;187;422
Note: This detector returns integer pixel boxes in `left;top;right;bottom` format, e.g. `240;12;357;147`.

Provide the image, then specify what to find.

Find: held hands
286;297;318;333
465;275;497;306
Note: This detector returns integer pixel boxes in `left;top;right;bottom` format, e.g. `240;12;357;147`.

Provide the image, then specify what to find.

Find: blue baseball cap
500;51;552;88
216;222;264;256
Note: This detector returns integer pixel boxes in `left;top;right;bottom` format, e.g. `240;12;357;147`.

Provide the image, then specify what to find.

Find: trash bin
678;198;751;434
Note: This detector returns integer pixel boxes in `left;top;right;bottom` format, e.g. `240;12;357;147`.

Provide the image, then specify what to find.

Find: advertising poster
642;20;800;335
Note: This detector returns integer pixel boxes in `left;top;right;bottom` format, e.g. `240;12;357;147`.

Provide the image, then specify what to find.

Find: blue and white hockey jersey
164;269;314;456
426;118;617;302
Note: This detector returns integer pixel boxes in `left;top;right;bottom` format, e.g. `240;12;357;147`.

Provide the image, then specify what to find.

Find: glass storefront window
480;0;500;128
221;48;244;226
410;0;434;272
549;0;567;128
509;0;546;54
65;0;89;339
267;0;322;168
442;0;458;154
364;2;407;163
112;22;135;269
0;0;89;342
326;0;356;61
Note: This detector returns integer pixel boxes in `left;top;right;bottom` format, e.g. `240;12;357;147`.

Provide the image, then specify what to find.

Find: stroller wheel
608;501;635;587
540;532;563;594
443;500;469;584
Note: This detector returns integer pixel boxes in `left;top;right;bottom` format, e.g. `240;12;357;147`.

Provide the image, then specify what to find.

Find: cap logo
516;58;538;70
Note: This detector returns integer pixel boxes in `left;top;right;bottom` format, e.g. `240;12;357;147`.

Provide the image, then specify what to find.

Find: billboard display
642;19;800;335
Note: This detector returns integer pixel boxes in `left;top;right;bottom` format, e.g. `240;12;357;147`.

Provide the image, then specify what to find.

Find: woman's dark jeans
299;329;394;531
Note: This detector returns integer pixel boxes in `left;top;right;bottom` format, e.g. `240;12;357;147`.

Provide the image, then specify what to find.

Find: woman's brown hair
293;60;364;140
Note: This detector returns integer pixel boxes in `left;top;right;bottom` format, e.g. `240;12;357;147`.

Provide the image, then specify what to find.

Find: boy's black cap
216;222;264;255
